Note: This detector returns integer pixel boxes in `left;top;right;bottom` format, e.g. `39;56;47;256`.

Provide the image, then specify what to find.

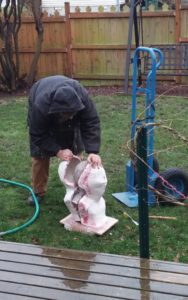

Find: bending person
27;75;101;205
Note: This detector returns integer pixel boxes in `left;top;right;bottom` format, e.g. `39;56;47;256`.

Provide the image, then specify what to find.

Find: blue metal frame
113;46;163;207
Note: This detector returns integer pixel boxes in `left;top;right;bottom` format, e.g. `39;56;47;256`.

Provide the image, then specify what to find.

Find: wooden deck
0;241;188;299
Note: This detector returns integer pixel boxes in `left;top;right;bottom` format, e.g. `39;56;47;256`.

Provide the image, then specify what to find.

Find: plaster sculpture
58;157;82;222
58;156;118;235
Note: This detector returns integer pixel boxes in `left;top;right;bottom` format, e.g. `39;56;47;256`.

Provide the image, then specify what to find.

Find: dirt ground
0;83;188;104
87;83;188;97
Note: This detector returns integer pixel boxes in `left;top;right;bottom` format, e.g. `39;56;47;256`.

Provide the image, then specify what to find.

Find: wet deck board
0;241;188;299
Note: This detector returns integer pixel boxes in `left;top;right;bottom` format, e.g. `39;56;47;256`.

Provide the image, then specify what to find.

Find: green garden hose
0;178;40;236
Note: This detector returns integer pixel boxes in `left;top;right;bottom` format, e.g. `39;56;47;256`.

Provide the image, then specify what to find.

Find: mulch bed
0;83;188;104
87;83;188;97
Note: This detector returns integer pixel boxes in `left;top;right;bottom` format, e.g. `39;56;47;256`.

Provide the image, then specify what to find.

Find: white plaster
58;157;81;221
58;157;108;229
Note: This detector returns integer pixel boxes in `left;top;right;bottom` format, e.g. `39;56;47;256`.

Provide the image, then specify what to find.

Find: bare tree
25;0;44;87
0;0;43;91
0;0;25;91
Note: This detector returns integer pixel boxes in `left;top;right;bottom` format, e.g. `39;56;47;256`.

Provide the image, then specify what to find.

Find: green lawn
0;93;188;263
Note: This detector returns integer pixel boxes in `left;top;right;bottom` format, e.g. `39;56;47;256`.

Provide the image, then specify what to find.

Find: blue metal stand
113;47;163;207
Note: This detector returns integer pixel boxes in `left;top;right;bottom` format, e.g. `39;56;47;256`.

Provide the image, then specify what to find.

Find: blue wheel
155;168;188;205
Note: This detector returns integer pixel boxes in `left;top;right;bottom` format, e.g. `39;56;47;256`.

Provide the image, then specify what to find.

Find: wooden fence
18;1;188;86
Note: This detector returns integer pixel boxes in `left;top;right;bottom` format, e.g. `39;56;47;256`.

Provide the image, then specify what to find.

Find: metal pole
133;4;142;86
124;0;135;94
124;0;143;93
137;127;149;259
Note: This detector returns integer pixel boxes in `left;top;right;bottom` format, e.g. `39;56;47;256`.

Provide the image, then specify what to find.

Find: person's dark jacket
28;76;100;157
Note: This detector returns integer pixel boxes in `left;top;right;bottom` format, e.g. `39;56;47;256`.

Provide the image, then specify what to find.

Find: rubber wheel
134;157;159;186
154;168;188;205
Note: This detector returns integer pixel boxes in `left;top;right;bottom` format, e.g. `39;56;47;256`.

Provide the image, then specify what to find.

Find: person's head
49;85;85;116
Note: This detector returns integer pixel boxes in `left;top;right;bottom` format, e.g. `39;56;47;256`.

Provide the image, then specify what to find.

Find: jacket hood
49;86;85;114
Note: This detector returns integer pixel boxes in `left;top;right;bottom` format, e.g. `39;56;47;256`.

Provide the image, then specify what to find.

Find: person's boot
27;193;44;206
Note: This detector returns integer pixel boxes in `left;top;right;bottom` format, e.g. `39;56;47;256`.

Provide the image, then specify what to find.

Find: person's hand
56;149;74;161
87;153;102;168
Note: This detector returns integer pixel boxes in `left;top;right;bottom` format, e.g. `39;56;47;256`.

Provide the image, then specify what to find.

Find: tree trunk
0;0;25;91
26;0;43;87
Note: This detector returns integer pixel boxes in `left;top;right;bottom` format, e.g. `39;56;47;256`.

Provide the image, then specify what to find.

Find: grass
0;93;188;263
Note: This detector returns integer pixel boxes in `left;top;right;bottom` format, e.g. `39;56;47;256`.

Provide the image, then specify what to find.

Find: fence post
65;2;73;77
175;0;180;43
175;0;181;84
137;127;149;259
